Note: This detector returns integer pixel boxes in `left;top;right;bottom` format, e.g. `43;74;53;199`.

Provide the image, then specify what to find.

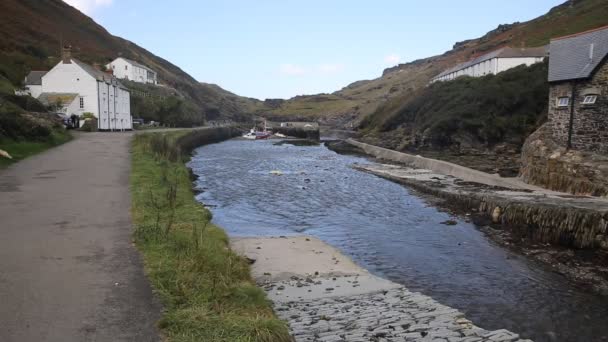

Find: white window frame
582;95;598;105
557;96;570;108
79;96;84;109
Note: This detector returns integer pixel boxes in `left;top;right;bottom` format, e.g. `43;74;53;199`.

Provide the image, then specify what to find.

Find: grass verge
130;130;291;342
0;129;72;168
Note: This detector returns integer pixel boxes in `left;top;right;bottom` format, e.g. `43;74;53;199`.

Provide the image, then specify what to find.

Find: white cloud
279;64;306;76
64;0;114;15
384;54;401;65
318;63;345;74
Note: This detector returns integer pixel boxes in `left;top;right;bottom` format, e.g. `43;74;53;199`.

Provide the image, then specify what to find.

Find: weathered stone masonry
549;56;608;154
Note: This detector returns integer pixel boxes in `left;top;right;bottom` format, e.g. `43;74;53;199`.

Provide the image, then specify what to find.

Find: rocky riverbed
233;236;530;342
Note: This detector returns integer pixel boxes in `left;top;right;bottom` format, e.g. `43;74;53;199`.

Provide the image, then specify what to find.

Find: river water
189;139;608;342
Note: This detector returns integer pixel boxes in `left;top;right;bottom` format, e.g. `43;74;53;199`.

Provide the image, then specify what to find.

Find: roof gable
72;59;128;89
548;25;608;82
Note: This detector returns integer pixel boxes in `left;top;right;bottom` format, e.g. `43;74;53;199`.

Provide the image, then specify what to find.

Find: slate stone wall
548;61;608;154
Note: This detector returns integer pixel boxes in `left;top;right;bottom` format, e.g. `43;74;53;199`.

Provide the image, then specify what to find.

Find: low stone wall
355;164;608;250
521;124;608;197
346;139;537;190
176;126;241;155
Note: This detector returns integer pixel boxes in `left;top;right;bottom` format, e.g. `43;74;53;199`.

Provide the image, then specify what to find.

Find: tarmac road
0;132;160;341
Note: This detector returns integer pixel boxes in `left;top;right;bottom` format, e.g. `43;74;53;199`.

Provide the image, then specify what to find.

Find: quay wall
346;139;538;190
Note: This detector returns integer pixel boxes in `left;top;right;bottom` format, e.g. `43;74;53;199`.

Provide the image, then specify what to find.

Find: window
79;97;84;109
557;97;570;107
125;65;128;70
582;95;597;105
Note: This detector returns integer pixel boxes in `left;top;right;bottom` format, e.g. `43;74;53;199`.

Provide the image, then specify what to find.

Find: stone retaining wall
346;139;537;191
520;124;608;197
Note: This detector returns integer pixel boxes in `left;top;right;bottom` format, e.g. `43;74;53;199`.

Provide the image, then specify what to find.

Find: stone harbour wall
521;123;608;197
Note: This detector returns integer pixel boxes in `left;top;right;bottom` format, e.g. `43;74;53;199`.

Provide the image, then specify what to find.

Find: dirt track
0;132;160;342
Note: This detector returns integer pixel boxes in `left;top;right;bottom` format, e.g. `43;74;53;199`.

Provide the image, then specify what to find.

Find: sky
64;0;565;100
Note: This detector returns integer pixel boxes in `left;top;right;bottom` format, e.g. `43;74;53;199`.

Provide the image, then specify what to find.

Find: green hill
263;0;608;128
0;0;260;125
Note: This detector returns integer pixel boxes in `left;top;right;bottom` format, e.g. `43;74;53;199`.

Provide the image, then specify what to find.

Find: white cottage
22;71;47;98
40;47;132;130
431;46;548;83
107;57;158;85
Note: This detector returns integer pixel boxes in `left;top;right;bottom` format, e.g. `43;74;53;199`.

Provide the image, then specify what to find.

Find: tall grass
131;130;291;342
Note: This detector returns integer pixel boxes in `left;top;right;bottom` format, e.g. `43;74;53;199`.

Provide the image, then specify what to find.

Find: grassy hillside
264;0;608;127
361;62;549;151
0;0;259;125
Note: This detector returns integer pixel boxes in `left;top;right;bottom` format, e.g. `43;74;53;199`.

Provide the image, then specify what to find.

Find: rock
440;220;458;226
0;149;12;159
491;207;502;223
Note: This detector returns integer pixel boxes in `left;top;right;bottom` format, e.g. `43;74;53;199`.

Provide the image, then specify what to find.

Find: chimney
590;43;595;61
62;45;72;64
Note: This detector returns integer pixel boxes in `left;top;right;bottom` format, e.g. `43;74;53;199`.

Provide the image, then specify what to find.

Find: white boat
242;128;271;140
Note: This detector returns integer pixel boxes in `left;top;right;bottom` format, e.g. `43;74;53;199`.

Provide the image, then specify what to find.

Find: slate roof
72;58;128;89
548;25;608;82
25;71;48;85
37;92;78;106
434;46;548;79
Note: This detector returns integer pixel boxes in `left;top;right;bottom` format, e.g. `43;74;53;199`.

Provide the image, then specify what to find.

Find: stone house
547;25;608;154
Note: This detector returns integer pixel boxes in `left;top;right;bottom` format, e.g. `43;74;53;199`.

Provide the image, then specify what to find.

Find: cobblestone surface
271;286;532;342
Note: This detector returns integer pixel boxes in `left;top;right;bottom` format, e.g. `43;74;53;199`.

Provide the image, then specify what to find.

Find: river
189;139;608;342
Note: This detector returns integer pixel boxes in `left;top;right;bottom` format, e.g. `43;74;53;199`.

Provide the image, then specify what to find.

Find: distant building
107;57;158;85
431;47;547;83
40;46;132;130
22;71;47;98
547;25;608;154
280;122;319;129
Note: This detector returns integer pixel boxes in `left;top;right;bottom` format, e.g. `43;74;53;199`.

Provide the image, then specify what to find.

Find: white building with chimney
37;47;132;130
106;57;158;85
431;46;548;83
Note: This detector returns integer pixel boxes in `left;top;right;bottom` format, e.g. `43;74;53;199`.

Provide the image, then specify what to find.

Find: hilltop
0;0;260;123
263;0;608;127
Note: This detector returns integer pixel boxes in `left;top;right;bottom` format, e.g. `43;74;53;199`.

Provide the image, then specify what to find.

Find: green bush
363;61;549;148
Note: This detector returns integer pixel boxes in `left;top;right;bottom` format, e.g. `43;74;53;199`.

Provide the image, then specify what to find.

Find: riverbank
233;236;531;342
130;129;291;342
352;162;608;295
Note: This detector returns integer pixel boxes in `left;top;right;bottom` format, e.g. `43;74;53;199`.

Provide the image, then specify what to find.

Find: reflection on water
190;139;608;342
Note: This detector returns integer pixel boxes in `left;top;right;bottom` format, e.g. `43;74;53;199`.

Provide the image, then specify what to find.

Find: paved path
0;132;160;342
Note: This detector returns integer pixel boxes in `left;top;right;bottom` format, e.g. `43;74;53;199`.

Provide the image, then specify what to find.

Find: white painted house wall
26;85;43;98
107;57;157;85
495;57;544;73
97;82;131;131
432;51;546;83
42;61;99;117
42;58;132;130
